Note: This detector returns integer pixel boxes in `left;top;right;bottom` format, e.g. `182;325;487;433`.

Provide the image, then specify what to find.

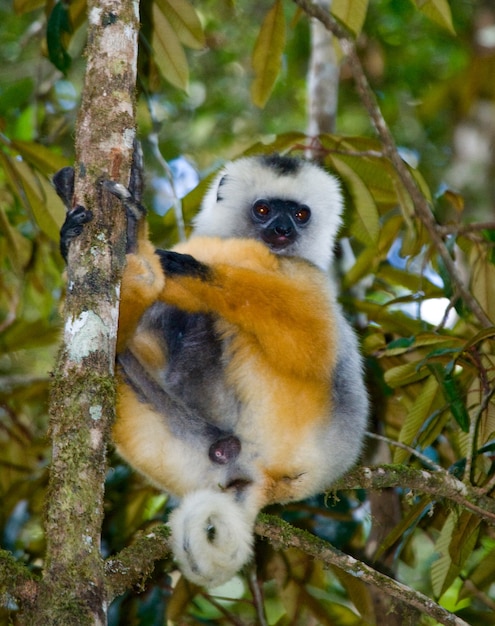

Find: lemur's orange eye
294;206;311;224
253;200;271;219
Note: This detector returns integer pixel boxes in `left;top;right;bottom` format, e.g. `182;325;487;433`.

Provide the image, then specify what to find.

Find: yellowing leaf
1;152;65;241
331;0;369;36
152;4;189;91
393;374;439;463
0;206;33;273
431;511;480;598
13;0;43;14
251;0;286;108
330;155;380;246
470;247;495;326
12;140;69;175
414;0;455;34
155;0;205;49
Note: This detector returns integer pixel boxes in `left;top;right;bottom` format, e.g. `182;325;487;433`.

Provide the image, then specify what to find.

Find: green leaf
414;0;455;34
440;369;470;432
251;0;286;108
331;0;369;36
152;3;189;90
0;79;33;114
46;1;72;73
384;361;429;389
155;0;205;49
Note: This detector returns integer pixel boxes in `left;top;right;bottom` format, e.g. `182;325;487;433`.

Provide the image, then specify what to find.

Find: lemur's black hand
156;250;211;281
102;180;146;254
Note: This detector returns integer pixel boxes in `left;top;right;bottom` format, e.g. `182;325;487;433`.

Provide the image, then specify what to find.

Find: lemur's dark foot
59;205;93;261
55;141;146;260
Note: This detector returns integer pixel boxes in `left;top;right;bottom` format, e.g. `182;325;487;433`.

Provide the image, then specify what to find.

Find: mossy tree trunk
20;0;139;623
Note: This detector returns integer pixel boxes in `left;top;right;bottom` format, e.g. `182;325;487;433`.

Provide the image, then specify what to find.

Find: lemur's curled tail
168;490;257;588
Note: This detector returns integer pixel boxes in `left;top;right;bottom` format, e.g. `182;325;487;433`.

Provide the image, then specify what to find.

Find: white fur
168;490;256;588
193;156;343;272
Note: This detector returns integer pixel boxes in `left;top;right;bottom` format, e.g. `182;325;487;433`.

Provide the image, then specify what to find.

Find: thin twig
365;431;444;472
437;222;495;236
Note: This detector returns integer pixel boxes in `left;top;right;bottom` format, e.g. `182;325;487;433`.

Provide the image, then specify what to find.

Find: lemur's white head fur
193;154;343;272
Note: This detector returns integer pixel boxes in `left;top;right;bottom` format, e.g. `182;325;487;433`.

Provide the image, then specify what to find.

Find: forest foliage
0;0;495;624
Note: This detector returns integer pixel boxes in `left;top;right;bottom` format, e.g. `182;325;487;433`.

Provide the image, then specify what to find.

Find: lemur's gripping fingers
59;205;94;262
156;250;212;281
103;180;147;254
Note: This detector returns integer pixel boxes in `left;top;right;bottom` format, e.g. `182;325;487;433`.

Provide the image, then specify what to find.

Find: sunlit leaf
1;153;65;240
155;0;205;49
342;247;379;288
470;247;495;326
384;361;430;389
330;155;380;246
414;0;455;34
251;0;286;108
331;0;369;36
152;4;189;90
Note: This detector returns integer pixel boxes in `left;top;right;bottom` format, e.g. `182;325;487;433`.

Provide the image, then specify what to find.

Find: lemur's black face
250;198;311;251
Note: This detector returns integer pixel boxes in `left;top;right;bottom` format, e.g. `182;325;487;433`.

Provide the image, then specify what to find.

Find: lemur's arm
154;245;336;379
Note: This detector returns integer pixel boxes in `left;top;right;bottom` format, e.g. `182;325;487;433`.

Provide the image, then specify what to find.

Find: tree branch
104;526;171;603
333;465;495;525
293;0;493;329
255;515;471;626
0;550;38;609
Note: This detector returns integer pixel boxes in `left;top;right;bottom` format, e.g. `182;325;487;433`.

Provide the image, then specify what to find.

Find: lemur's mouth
262;232;295;251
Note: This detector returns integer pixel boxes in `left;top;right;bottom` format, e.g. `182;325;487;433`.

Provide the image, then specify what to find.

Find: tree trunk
20;0;139;622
